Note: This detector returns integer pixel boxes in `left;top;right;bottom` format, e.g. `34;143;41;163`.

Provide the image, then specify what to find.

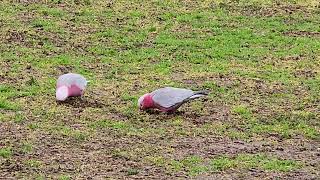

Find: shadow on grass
145;109;186;115
57;96;105;108
145;109;205;121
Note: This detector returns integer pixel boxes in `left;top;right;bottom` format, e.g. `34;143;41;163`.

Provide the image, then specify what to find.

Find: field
0;0;320;179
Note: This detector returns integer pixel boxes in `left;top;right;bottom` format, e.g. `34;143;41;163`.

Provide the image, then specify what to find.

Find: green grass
232;105;253;120
0;0;319;178
148;153;301;176
58;175;71;180
0;99;19;110
249;119;319;139
173;156;209;176
0;147;12;158
211;154;301;172
24;159;42;168
126;168;139;176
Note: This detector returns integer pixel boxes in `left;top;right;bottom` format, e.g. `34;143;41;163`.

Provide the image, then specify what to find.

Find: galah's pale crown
56;86;69;101
137;94;145;108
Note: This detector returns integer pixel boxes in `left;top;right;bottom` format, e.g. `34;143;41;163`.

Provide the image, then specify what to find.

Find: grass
126;168;139;176
0;0;319;178
0;147;12;158
148;153;301;176
58;175;71;180
20;141;34;154
25;159;42;168
210;154;301;172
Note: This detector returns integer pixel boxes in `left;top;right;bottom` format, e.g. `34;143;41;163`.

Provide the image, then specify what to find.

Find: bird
138;87;209;113
56;73;88;101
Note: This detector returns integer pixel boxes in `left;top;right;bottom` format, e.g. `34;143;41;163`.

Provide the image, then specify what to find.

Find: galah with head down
56;73;88;101
138;87;209;112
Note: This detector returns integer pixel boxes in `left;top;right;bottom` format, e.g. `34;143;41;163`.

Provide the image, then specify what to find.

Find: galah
56;73;88;101
138;87;209;112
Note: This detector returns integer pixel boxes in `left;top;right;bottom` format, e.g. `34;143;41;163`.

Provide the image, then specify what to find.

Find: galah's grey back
151;87;207;108
57;73;87;89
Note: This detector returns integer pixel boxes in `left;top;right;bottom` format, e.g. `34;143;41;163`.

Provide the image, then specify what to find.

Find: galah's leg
166;109;177;114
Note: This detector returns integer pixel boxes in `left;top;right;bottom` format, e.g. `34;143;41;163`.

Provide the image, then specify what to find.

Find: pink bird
56;73;88;101
138;87;209;112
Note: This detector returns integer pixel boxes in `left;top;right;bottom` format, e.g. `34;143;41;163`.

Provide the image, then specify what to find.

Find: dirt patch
283;31;320;37
0;75;18;85
280;55;305;61
186;101;231;124
55;65;74;75
15;0;45;4
29;132;169;179
4;29;39;48
57;97;105;109
196;170;318;180
0;61;13;83
211;2;312;17
4;30;26;44
239;4;313;17
294;69;317;78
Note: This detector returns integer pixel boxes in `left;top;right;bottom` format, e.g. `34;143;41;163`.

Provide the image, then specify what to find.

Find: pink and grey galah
56;73;88;101
138;87;209;112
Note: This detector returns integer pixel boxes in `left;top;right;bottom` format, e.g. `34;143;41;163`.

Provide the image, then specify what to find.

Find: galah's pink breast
68;84;82;96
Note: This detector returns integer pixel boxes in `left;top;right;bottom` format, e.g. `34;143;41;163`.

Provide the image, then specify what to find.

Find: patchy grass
126;168;139;176
20;141;34;154
148;153;301;176
24;159;42;168
58;175;71;180
211;154;301;172
0;0;319;179
0;147;12;158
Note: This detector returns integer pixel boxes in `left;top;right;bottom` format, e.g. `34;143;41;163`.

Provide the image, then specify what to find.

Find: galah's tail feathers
189;90;210;99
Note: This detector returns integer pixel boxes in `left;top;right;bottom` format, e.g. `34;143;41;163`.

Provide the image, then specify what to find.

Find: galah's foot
165;110;177;115
56;100;64;104
145;109;160;114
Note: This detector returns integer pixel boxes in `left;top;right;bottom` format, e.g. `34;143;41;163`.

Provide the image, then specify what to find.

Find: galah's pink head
138;93;154;110
56;86;69;101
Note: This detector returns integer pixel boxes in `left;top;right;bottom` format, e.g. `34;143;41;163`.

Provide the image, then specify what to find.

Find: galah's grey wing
151;87;195;108
57;73;87;89
73;74;87;89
